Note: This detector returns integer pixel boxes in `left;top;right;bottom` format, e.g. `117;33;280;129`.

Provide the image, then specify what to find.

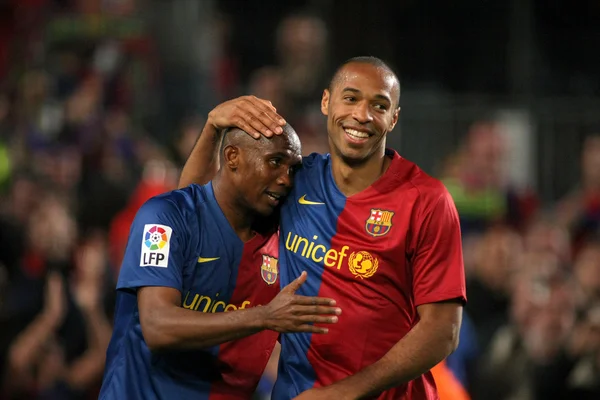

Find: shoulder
301;152;329;170
395;155;454;212
135;184;209;229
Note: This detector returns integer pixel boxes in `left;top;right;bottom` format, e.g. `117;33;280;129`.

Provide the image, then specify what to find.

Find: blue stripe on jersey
100;183;245;400
273;153;347;398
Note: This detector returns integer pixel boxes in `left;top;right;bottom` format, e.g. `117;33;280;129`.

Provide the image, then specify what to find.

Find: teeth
345;129;369;139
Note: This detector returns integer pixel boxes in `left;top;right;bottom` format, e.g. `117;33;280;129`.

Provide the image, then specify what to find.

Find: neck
330;146;390;197
211;177;255;242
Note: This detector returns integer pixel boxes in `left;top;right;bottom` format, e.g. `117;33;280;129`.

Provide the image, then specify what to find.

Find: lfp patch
140;224;172;267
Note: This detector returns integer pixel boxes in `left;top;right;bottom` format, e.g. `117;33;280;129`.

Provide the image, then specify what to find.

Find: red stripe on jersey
208;232;280;400
306;151;465;399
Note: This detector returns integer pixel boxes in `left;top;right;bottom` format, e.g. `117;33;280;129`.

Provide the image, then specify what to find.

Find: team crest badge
365;209;394;237
261;255;278;285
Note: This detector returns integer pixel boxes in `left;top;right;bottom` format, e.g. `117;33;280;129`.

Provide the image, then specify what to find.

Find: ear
320;89;330;116
389;106;401;131
223;145;240;171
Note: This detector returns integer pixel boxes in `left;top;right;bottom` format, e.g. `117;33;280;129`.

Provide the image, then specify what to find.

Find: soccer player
99;122;342;400
180;57;466;400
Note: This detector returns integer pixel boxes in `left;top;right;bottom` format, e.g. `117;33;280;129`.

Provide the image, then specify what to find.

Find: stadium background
0;0;599;399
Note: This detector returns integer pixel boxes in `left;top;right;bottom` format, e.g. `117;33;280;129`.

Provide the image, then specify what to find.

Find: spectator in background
443;121;539;236
109;158;177;273
556;133;600;256
275;12;329;110
472;253;576;400
1;192;113;399
272;12;330;155
466;226;523;350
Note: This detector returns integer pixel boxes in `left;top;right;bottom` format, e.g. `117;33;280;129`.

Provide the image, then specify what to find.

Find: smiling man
180;56;467;400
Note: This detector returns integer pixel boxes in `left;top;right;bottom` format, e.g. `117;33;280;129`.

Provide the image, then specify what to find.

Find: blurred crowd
0;2;598;400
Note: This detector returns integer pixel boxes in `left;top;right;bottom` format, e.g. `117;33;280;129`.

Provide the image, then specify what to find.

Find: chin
255;204;276;217
339;148;371;165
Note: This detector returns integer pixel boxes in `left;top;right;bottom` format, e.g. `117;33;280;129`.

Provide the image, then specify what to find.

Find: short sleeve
411;188;467;307
116;196;188;292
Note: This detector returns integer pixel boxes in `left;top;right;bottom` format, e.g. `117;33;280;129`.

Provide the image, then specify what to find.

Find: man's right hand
207;95;286;139
261;271;342;334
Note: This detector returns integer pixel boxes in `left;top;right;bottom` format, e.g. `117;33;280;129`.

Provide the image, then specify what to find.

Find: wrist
206;111;222;133
202;123;224;145
249;304;271;331
40;311;62;329
330;373;373;400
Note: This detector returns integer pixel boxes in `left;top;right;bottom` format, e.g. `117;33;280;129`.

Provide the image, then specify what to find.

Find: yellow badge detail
198;257;220;263
298;194;325;205
348;251;379;279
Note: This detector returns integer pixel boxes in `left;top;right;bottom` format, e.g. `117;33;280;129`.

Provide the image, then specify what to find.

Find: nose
351;101;373;123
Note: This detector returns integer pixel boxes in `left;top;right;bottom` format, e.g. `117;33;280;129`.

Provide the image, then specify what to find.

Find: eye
269;158;282;167
374;104;388;111
289;164;301;176
343;96;356;103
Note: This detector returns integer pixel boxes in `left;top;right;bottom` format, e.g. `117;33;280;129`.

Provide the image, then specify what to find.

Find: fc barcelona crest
365;209;394;237
261;255;278;285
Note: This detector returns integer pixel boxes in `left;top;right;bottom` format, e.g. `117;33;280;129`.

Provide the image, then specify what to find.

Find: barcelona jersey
273;149;466;400
99;183;280;400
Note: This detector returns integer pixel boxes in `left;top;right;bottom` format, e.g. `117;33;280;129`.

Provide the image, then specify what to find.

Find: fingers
233;118;264;140
292;305;342;316
289;325;331;334
284;271;307;293
296;315;339;324
252;96;286;125
293;296;337;307
241;96;286;138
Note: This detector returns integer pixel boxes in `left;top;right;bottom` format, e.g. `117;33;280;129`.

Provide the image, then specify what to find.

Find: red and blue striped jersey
100;183;280;400
273;149;466;400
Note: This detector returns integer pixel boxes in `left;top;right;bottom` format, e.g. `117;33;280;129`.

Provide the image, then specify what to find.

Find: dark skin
179;62;463;400
213;126;301;240
139;271;340;351
139;124;341;352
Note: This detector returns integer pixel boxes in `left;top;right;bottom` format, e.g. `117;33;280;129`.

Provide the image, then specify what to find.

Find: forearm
334;319;459;399
8;313;59;371
178;124;222;188
144;304;266;350
64;308;113;389
84;306;112;351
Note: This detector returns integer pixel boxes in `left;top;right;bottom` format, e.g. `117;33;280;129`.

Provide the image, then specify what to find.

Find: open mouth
344;128;372;143
265;191;283;205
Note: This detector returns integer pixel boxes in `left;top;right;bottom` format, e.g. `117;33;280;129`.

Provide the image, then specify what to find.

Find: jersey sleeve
116;196;189;292
411;188;467;306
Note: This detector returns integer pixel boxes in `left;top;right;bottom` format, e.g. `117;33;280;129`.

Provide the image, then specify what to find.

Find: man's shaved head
220;124;301;165
329;56;400;107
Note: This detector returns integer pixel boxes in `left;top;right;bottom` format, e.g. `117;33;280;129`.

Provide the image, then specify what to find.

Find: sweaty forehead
256;130;301;156
334;63;399;102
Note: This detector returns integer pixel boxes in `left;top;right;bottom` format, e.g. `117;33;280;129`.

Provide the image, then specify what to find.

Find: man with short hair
100;118;341;400
181;56;466;400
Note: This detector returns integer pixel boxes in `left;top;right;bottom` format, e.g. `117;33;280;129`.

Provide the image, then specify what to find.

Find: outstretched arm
179;96;286;188
139;272;341;351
